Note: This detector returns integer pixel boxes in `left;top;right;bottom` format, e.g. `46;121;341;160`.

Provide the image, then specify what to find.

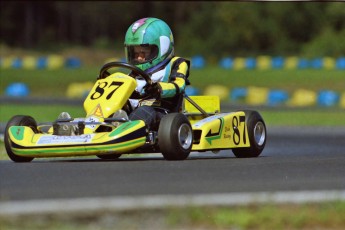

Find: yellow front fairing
8;120;146;158
191;112;250;151
84;73;136;116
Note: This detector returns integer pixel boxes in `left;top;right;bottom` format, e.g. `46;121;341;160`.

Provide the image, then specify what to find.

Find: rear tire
5;115;38;162
158;113;193;160
232;110;266;158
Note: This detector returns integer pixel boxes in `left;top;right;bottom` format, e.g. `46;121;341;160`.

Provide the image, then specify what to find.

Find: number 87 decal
90;81;123;100
232;116;247;145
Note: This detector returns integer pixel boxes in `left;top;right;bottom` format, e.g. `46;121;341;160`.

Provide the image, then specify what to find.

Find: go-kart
5;62;267;162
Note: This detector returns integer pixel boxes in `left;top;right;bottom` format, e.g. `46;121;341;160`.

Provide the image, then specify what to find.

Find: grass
0;104;85;123
1;67;344;97
1;104;345;126
260;109;345;126
167;202;345;229
1;201;345;229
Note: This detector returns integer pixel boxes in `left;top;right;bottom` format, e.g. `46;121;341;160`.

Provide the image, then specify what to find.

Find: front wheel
5;115;38;162
158;113;193;160
232;110;266;158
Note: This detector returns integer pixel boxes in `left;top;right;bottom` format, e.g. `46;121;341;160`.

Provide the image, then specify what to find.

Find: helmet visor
126;45;158;65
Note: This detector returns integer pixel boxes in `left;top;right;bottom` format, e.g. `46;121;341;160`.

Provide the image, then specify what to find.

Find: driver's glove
144;82;162;98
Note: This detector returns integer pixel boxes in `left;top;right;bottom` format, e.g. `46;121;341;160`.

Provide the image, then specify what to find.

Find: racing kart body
5;62;266;162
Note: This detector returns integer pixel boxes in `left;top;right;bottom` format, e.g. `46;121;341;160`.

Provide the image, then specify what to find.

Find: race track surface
1;126;344;202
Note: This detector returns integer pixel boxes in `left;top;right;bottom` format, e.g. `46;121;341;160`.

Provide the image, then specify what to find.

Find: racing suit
129;56;190;130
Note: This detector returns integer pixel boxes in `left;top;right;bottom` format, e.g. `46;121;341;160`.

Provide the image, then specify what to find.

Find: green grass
1;67;344;97
260;109;345;126
1;104;345;126
0;104;85;123
1;202;345;230
0;68;100;97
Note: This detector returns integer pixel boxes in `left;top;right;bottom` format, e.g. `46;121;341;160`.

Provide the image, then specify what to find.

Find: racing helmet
124;17;174;71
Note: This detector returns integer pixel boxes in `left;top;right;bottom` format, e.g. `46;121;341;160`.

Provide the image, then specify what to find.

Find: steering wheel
98;62;152;85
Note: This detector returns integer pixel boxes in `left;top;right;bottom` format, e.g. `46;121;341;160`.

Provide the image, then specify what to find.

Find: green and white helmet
124;17;174;71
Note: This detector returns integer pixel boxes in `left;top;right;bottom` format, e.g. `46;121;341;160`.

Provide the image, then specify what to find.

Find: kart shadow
36;154;235;163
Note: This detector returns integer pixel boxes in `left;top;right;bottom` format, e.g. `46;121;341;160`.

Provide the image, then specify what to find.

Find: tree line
1;1;344;58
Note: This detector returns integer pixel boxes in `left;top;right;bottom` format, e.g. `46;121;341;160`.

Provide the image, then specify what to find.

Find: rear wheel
232;110;266;158
158;113;193;160
5;115;38;162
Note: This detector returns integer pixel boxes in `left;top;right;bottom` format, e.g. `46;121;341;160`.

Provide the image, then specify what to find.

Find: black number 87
90;81;123;100
232;116;247;145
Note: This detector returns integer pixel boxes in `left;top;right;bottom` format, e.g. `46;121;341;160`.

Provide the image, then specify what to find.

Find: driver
133;46;152;63
124;17;190;130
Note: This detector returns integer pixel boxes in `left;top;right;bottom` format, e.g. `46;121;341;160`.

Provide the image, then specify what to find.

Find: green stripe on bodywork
109;120;142;137
12;137;146;155
205;117;224;145
10;126;25;140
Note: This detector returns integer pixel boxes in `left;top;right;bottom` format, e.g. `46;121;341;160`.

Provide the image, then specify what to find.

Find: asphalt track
1;125;344;206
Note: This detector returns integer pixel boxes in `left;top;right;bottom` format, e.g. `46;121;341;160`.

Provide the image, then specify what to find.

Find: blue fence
186;85;345;108
4;81;345;109
191;56;345;70
2;55;345;70
0;56;81;69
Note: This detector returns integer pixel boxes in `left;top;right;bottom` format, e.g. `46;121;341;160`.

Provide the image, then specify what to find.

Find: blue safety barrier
0;56;82;69
297;58;309;69
12;58;22;69
185;86;201;96
229;87;248;101
271;56;284;69
219;57;233;69
317;90;340;107
36;57;48;69
267;90;289;106
245;57;256;69
336;57;345;69
227;87;343;108
214;56;345;70
2;55;345;70
191;55;206;69
311;58;323;69
65;57;82;68
5;82;30;97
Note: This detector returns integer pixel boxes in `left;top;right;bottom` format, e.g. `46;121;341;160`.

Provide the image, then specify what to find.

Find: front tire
158;113;193;160
5;115;38;162
232;110;266;158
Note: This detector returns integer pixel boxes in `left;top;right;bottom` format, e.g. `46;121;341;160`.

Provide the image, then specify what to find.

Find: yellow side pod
191;112;250;151
8;120;146;158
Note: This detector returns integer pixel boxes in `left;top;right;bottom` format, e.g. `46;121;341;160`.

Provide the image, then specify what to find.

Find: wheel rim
178;124;193;150
254;121;266;146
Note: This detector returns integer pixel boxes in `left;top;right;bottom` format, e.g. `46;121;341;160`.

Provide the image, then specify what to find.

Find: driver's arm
157;59;189;98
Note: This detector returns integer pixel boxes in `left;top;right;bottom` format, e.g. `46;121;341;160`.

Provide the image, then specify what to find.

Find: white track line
1;190;344;216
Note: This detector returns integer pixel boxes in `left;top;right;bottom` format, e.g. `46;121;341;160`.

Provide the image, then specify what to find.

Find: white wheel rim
254;121;266;146
178;124;193;150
